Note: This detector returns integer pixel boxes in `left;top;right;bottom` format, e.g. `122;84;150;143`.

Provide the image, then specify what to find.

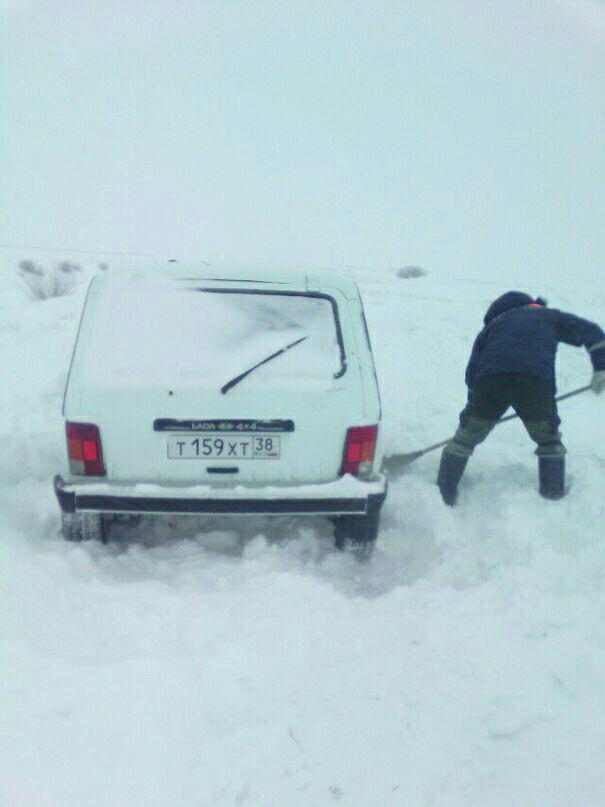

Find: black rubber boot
538;455;565;500
437;450;469;506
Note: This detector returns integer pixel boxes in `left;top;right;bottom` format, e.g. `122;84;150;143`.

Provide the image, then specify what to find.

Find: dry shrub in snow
56;261;82;275
396;265;427;279
18;260;77;300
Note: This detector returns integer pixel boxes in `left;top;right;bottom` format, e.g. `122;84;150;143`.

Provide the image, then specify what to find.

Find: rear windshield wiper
221;336;308;395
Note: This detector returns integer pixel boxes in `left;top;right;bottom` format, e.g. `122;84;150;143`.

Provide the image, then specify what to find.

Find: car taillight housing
65;422;105;476
340;425;378;477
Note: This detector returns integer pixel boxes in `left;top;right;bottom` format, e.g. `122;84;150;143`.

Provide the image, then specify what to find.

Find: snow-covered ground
2;259;605;806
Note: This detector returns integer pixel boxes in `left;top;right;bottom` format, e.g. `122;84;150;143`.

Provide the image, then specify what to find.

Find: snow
2;261;605;806
59;473;386;500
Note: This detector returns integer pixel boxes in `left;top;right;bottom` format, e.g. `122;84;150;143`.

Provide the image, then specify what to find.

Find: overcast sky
1;0;603;281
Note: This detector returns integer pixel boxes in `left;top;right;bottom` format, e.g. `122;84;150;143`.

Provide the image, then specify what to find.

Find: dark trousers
448;373;565;458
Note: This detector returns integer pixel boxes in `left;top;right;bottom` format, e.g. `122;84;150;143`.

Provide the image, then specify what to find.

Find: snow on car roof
92;263;359;298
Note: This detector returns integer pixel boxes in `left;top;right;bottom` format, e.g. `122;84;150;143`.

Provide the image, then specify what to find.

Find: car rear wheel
333;504;381;559
61;512;107;543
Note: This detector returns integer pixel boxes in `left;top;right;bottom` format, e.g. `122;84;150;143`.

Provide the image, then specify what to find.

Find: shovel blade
382;450;425;476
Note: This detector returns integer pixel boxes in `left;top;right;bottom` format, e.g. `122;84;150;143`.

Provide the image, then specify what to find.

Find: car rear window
79;286;345;390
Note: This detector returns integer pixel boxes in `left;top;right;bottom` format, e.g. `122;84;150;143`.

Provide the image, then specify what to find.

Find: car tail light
340;425;378;477
65;422;105;476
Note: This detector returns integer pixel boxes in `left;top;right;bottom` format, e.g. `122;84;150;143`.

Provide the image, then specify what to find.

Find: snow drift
2;262;605;806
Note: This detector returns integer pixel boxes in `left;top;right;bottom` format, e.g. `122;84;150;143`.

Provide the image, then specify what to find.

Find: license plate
167;434;280;460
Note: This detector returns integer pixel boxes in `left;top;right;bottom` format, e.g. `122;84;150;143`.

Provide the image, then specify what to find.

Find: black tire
334;504;381;559
112;514;141;526
61;512;107;543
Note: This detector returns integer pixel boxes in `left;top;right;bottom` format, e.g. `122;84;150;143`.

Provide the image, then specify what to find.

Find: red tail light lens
66;422;105;476
340;425;378;477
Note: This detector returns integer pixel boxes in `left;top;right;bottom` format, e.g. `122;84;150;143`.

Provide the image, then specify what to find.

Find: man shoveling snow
437;291;605;505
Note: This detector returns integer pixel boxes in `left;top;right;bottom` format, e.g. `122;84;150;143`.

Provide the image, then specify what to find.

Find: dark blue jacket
465;291;605;388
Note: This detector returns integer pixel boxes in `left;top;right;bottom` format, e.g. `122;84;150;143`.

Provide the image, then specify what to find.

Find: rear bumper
53;474;387;517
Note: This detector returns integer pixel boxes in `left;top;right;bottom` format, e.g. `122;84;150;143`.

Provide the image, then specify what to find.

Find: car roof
93;262;360;299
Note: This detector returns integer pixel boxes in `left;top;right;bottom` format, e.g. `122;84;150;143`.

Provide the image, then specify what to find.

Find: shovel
382;384;592;476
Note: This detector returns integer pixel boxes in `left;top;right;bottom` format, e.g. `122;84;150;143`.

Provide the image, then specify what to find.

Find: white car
54;264;387;555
